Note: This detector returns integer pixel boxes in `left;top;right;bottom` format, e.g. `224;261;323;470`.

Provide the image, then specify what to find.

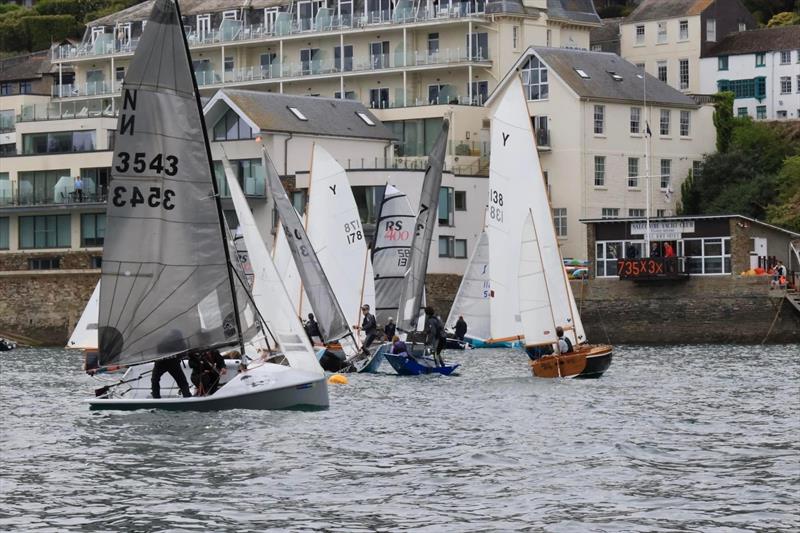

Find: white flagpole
643;68;651;256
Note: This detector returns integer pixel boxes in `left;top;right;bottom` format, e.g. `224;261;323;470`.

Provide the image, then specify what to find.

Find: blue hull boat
384;353;460;376
464;336;523;349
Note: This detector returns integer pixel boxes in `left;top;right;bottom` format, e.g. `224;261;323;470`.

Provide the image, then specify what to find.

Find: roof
623;0;713;24
487;47;698;108
204;90;396;141
0;51;51;83
703;26;800;57
590;17;621;44
580;214;800;238
90;0;285;26
546;0;601;25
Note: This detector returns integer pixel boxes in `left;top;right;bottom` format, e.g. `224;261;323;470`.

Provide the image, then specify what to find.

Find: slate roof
487;47;698;108
207;90;396;141
0;51;51;83
546;0;601;25
590;17;621;45
623;0;713;24
703;26;800;57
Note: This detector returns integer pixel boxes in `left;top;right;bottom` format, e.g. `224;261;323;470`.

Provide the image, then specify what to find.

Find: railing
17;101;116;122
52;4;487;61
0;190;108;207
52;81;116;98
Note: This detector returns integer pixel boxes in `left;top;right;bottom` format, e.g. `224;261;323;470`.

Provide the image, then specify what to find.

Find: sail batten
397;120;449;332
98;0;242;367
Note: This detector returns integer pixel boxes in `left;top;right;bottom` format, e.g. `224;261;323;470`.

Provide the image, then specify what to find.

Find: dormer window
91;26;106;44
288;107;308;121
222;10;238;20
574;68;590;79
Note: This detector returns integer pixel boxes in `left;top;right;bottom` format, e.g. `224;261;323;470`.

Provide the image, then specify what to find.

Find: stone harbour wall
425;274;462;324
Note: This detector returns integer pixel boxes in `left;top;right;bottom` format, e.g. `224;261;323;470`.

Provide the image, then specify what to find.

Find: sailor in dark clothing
305;313;323;344
189;349;227;396
525;344;554;360
423;306;446;367
383;317;396;340
151;356;192;399
356;304;378;355
454;315;468;341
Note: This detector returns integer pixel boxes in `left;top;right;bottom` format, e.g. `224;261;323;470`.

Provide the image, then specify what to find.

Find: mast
174;0;245;356
643;67;651;254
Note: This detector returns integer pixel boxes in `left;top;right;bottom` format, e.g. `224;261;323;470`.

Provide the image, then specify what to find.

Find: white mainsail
518;211;558;346
67;281;100;349
305;144;376;330
272;223;307;317
445;230;491;340
222;156;323;376
372;183;416;327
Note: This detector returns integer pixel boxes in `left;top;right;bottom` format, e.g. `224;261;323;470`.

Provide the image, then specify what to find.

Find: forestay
371;184;416;327
98;0;241;367
397;119;449;332
445;230;491;340
305;145;376;330
222;156;323;376
67;281;99;350
263;146;352;345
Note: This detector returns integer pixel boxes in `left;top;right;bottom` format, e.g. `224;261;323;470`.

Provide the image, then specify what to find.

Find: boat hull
529;345;612;379
384;353;459;376
87;362;329;411
465;336;523;349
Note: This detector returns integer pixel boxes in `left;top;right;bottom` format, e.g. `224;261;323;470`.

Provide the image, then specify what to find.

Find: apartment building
699;26;800;120
487;47;716;260
620;0;755;94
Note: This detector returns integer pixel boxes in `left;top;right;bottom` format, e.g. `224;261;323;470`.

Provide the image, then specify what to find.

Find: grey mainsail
98;0;241;367
262;146;352;344
397;119;449;332
371;184;416;327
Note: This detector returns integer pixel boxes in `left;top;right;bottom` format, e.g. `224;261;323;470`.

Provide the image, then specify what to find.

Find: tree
767;11;800;26
712;91;735;153
767;156;800;232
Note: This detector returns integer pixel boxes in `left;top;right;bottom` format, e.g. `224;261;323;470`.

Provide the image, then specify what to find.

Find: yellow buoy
328;374;348;385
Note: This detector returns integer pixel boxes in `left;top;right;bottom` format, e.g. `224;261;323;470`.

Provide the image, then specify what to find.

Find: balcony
17;101;117;122
52;3;487;61
51;82;116;99
0;186;108;208
535;128;550;150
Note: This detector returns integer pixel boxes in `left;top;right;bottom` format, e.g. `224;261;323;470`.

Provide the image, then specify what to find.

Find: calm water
1;345;798;532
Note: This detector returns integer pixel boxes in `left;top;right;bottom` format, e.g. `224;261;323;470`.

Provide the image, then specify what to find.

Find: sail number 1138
489;188;504;223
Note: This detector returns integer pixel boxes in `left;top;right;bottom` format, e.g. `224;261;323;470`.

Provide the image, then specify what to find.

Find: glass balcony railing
52;3;487;61
51;81;116;98
17;101;116;122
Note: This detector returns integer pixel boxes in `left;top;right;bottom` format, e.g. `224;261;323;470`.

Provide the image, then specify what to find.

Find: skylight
574;68;590;79
608;71;623;82
288;106;307;121
356;112;375;126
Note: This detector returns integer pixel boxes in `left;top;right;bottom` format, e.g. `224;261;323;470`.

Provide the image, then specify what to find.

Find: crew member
555;326;573;354
424;306;446;366
383;317;396;340
454;315;468;341
305;313;323;344
355;304;378;355
189;349;227;396
151;356;192;399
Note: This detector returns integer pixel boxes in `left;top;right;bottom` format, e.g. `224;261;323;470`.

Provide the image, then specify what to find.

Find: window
756;105;766;119
81;213;105;246
594;156;606;187
659;109;670;136
601;208;619;219
29;257;61;270
636;62;645;70
438;187;454;226
656;209;666;217
630;107;641;134
717;77;767;100
455;190;467;211
427;33;439;55
596;241;624;277
454;239;468;259
19;81;32;94
222;10;237;20
428;84;449;104
22;131;96;154
552;208;567;237
0;217;8;250
679;20;688;40
470;81;489;105
388;117;444;156
657;21;667;44
334;45;353;71
224;56;234;73
660;159;671;189
592;44;602;52
351;185;384;224
780;76;791;94
17;169;71;204
0;109;14;132
115;66;126;84
574;68;590;79
706;18;716;42
466;32;488;60
657;61;667;83
369;87;389;109
512;25;519;49
212;108;252;140
737;107;748;117
334;90;357;100
628;157;639;188
777;110;787;119
213;158;266;198
300;48;320;74
438;236;453;257
718;56;728;71
680;110;690;136
797;74;800;92
593;105;605;134
629;208;646;217
80;167;111;199
356;112;375;126
738;22;746;31
521;55;548;100
679;59;689;89
780;51;790;64
681;237;730;274
692;160;702;178
0;83;11;96
635;24;645;44
264;7;279;32
755;53;765;67
369;41;389;69
19;215;71;249
291;190;306;214
91;256;102;269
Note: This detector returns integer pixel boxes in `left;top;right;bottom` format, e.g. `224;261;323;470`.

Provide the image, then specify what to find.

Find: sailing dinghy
491;77;611;378
87;0;328;410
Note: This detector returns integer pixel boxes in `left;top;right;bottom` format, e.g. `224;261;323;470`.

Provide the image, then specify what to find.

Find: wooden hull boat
384;353;460;376
529;344;613;379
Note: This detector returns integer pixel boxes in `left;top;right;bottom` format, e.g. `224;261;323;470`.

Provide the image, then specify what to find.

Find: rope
760;296;783;345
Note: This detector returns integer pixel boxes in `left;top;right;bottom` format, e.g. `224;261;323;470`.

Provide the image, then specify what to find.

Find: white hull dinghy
86;0;328;410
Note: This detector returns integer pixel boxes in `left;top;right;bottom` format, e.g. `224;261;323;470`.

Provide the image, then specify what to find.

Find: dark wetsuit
424;315;446;365
151;357;191;399
384;322;396;341
454;318;467;341
361;312;378;351
189;351;226;396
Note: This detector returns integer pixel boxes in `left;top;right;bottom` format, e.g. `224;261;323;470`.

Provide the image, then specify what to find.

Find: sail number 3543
115;152;179;176
489;189;504;223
